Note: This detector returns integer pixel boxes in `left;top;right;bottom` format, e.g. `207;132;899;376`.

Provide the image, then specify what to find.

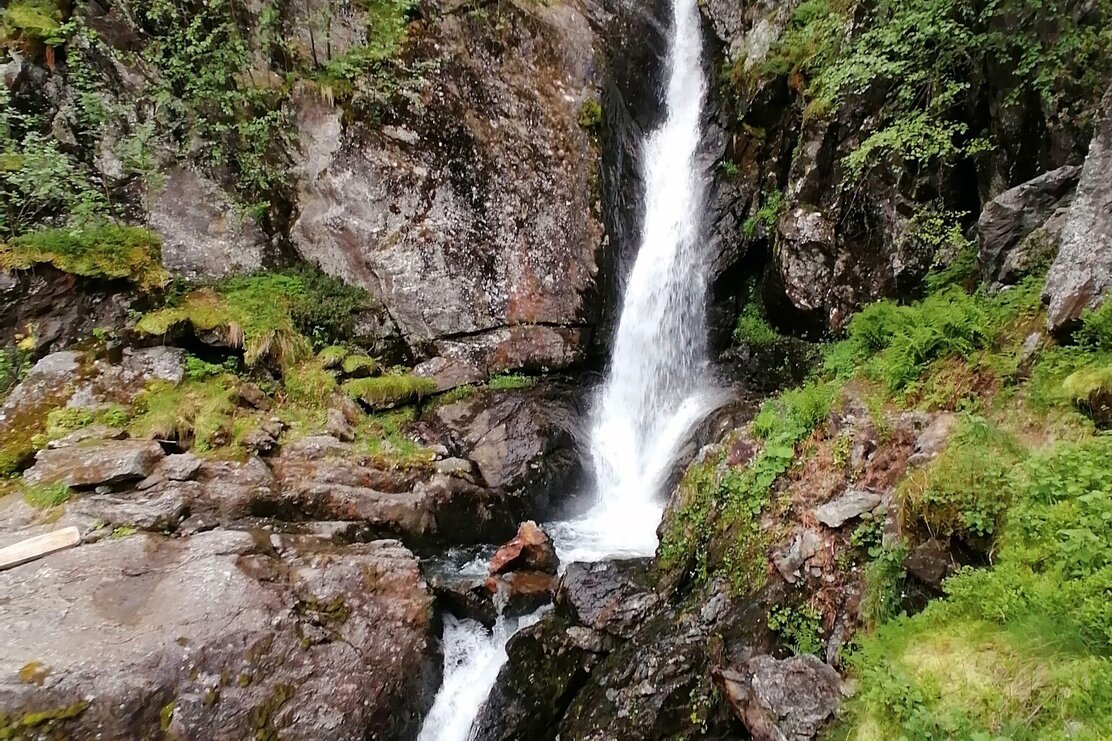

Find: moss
340;353;380;378
17;661;50;686
1;1;64;47
23;482;70;509
159;701;175;732
1060;365;1112;425
0;701;90;738
316;345;350;370
432;384;477;406
282;360;338;405
343;374;435;411
486;373;534;390
1;226;168;289
577;99;603;131
360;408;435;470
128;377;237;453
251;682;295;740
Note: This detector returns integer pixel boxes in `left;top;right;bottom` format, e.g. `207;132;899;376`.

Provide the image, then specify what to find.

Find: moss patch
343;374;435;411
1;225;168;289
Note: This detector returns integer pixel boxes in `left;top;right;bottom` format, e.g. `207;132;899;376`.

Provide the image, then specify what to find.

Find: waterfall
418;0;716;735
550;0;718;564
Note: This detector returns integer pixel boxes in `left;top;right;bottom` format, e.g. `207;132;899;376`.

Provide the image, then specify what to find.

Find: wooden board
0;527;81;571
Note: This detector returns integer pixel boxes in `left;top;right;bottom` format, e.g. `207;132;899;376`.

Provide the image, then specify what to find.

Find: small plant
768;603;825;655
577;99;603;132
741;189;783;238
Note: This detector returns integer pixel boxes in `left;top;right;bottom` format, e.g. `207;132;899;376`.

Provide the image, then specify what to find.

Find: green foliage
768;603;824;655
283;359;339;405
824;281;1043;394
361;407;435;470
578;99;603;132
899;416;1023;538
129;377;237;453
840;437;1112;739
859;542;909;629
1075;299;1112;353
317;345;350;370
661;381;840;593
44;408;94;439
741;189;783;238
1;1;64;47
183;355;238;381
733;302;779;348
23;482;71;509
487;373;535;390
1;226;167;289
762;0;1112;182
343;374;436;411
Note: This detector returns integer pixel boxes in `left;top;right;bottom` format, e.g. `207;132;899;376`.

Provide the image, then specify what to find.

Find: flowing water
418;0;716;734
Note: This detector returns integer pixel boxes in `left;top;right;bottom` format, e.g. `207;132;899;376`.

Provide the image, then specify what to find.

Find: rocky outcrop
485;521;560;616
290;0;604;371
0;531;438;739
23;439;165;488
977;165;1079;285
1044;85;1112;331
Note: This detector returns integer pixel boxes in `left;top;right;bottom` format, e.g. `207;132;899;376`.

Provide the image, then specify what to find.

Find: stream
417;0;715;735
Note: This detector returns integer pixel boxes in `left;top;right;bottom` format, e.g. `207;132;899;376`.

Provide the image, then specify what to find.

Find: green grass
128;377;237;453
361;407;435;470
283;359;339;405
1;225;168;289
341;353;380;378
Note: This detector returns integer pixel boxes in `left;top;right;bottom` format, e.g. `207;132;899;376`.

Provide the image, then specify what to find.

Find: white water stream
418;0;716;735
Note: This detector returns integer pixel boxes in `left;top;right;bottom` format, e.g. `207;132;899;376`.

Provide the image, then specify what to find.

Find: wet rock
978;165;1079;284
235;382;271;411
434;457;473;478
489;521;559;576
555;559;659;638
71;486;189;532
23;439;165;489
715;654;841;741
148;166;268;279
1045;84;1112;331
773;528;823;584
472;613;600;741
812;488;882;529
431;386;580;516
427;570;497;627
0;531;438;739
905;538;954;588
326;407;355;442
485;570;557;617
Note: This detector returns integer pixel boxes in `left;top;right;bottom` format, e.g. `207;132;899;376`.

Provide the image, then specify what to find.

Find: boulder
1045;85;1112;331
413;356;486;393
431;386;581;516
485;570;557;617
0;532;438;739
148;166;268;280
489;521;559;576
555;559;659;638
23;439;165;489
978;165;1079;284
715;654;842;741
812;488;882;529
772;528;823;584
904;537;954;588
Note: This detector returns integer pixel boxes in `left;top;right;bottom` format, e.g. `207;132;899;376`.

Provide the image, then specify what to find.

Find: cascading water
418;0;716;735
550;0;718;564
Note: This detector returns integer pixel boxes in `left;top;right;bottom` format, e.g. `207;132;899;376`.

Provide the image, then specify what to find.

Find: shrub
768;603;825;655
2;225;168;289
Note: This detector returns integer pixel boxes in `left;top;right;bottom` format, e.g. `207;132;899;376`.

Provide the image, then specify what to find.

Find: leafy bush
840;437;1112;738
768;604;825;655
2;225;168;289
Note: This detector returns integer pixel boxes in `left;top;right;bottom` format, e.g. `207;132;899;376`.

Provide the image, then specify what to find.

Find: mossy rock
340;353;379;379
1;225;168;289
317;345;350;370
343;375;436;411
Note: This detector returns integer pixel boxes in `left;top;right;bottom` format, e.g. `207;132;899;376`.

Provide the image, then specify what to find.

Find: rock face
716;655;842;741
148;166;270;279
1045;85;1112;331
978;165;1080;284
489;520;559;576
290;0;603;370
0;532;438;739
23;439;165;488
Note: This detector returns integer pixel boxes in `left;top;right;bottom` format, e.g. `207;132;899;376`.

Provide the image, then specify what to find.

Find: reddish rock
489;520;559;576
485;570;556;617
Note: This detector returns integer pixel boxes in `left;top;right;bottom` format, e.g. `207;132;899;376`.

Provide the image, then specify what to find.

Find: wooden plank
0;527;81;571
